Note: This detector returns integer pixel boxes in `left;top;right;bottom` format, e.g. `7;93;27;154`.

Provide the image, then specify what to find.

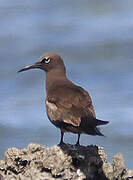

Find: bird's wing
46;84;96;127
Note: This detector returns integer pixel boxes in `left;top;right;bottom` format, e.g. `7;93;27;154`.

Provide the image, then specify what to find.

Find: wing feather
46;84;96;127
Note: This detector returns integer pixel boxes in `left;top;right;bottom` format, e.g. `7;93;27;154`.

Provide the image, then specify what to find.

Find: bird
18;52;109;145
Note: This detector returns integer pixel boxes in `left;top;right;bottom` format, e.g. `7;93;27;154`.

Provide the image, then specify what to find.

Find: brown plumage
18;52;109;145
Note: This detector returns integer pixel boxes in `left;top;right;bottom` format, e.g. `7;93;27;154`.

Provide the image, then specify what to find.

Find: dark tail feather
95;119;109;126
94;127;104;136
85;126;105;136
80;117;109;136
91;119;109;136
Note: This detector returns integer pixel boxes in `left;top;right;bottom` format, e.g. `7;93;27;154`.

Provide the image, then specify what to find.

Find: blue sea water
0;0;133;168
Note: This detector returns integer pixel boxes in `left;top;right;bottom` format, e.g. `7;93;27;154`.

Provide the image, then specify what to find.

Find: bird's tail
95;119;109;126
80;117;109;136
94;127;105;136
92;118;109;136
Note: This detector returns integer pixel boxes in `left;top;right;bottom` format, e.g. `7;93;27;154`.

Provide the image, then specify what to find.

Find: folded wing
46;84;96;128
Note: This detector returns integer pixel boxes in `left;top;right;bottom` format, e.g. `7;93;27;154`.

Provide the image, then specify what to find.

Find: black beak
18;62;42;73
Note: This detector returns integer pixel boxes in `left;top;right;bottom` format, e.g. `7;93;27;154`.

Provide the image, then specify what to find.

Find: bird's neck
46;68;67;92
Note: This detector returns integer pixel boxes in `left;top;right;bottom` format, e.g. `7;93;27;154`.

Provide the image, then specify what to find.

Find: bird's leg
75;133;80;146
58;130;65;145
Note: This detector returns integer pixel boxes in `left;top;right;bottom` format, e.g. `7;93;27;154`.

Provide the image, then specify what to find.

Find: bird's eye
42;57;51;64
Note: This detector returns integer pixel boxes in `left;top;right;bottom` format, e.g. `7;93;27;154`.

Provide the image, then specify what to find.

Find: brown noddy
18;52;109;145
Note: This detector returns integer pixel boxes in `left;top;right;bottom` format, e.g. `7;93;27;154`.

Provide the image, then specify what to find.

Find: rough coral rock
0;144;132;180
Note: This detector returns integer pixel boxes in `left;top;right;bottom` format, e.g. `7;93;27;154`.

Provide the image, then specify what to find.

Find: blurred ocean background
0;0;133;168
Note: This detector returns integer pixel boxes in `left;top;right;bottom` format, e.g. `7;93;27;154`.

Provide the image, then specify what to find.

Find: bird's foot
75;142;80;147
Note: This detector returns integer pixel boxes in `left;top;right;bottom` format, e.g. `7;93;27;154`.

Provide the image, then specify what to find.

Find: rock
0;143;132;180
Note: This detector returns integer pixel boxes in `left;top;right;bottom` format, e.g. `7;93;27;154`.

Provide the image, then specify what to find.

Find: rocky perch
0;144;132;180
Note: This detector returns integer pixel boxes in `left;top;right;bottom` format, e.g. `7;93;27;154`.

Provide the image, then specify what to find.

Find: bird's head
18;52;65;73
